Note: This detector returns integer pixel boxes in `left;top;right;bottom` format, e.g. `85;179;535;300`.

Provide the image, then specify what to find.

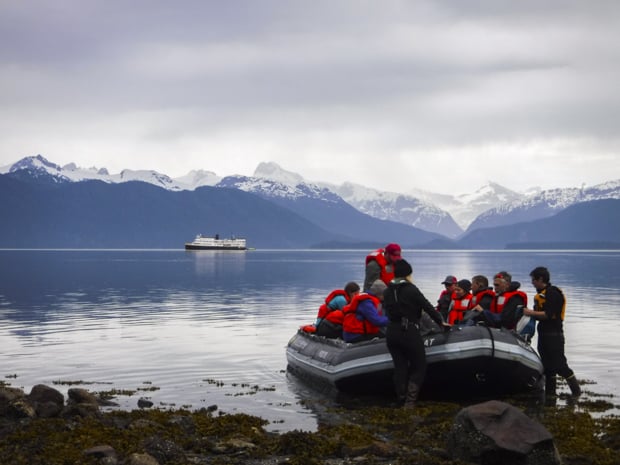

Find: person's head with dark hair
529;266;550;291
456;279;472;295
471;275;489;289
344;281;361;299
394;259;413;279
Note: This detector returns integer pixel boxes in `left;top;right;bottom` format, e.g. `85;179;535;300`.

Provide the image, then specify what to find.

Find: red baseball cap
384;243;401;258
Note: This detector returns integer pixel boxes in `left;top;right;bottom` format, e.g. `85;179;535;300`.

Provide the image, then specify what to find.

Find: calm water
1;249;619;432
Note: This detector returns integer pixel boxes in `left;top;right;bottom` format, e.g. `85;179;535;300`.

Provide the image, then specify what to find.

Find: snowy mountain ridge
3;154;619;237
467;180;620;232
320;181;463;238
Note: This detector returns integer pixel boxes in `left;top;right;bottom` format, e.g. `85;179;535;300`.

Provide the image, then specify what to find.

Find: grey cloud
1;0;619;192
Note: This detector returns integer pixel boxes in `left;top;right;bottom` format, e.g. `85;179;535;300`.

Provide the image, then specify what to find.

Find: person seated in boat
364;243;401;291
446;279;472;325
468;271;527;329
315;281;361;338
436;275;457;321
469;275;495;311
461;275;496;324
342;279;389;343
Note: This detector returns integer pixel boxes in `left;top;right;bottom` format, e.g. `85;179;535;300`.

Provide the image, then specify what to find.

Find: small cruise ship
184;234;247;251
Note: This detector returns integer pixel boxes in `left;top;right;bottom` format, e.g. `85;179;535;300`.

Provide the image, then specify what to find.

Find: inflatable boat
286;323;543;398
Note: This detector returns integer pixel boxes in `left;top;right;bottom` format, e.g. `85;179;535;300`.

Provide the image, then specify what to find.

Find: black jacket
384;278;444;326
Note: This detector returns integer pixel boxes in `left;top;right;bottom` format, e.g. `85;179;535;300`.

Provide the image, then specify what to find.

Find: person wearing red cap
364;243;402;291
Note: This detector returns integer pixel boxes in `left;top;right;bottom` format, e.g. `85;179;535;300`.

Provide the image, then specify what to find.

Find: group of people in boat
312;279;390;343
301;242;581;408
437;271;529;330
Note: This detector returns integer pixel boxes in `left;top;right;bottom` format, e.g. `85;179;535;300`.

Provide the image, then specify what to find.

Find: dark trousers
386;322;426;398
537;331;574;380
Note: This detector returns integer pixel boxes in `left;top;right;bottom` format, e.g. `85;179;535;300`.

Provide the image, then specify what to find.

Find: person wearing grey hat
369;279;388;297
383;259;448;409
436;275;458;320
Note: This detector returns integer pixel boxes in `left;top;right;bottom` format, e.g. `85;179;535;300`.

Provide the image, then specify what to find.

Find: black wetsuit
383;279;444;399
535;284;575;380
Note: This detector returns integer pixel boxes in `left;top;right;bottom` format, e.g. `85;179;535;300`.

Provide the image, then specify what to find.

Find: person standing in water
523;266;581;398
383;259;447;408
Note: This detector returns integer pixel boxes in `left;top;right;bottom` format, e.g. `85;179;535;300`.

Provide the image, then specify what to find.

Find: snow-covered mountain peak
457;182;520;205
119;169;180;190
9;154;61;174
218;174;341;203
465;179;620;232
253;162;304;187
172;169;221;190
325;181;463;238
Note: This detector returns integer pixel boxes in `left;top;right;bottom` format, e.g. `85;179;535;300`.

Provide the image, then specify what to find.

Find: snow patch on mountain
173;170;221;189
218;174;342;203
467;180;620;232
324;181;463;238
254;161;304;187
409;182;524;230
2;154;224;191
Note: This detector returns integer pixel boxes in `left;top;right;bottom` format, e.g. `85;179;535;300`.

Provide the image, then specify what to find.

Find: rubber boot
566;375;582;397
404;382;420;409
544;375;557;405
394;380;407;406
545;374;556;396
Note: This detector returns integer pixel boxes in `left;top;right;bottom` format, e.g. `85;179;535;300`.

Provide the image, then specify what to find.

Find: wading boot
404;382;420;409
566;375;582;397
545;375;557;406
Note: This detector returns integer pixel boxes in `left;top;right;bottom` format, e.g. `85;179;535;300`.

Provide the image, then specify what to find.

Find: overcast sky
1;1;619;195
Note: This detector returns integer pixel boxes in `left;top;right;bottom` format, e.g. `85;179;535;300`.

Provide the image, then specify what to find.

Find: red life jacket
468;288;496;309
448;293;473;324
316;289;349;325
490;290;528;314
365;249;394;285
342;293;382;336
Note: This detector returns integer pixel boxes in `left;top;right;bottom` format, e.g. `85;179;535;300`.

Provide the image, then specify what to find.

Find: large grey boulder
28;384;65;418
446;400;562;465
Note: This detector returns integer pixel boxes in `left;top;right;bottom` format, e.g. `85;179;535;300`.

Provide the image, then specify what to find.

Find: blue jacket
343;292;388;342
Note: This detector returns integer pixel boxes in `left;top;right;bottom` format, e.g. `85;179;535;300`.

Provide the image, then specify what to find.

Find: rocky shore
1;382;618;465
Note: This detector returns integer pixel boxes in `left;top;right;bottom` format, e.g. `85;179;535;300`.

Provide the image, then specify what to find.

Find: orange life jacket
342;293;382;336
448;293;473;324
468;288;496;309
490;290;528;314
316;289;349;325
365;249;394;285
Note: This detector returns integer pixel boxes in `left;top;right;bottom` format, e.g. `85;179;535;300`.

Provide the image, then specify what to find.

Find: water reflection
189;250;247;276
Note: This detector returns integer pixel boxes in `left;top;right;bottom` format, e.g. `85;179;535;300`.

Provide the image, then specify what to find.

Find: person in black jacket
383;259;448;408
523;266;581;398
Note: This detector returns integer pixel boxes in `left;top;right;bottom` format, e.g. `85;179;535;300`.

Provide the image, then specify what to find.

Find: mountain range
1;154;619;249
